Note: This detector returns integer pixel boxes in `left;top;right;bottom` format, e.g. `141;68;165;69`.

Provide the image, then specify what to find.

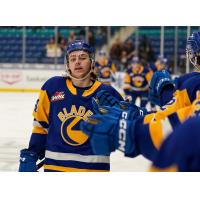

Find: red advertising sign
0;71;23;85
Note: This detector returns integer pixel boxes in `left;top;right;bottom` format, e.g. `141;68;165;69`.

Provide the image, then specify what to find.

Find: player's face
155;60;161;67
68;50;91;79
98;55;106;65
132;63;140;71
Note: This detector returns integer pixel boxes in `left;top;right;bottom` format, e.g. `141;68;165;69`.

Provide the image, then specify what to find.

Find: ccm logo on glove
118;111;128;152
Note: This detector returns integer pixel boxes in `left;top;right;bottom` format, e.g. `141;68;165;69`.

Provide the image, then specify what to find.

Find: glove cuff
118;119;139;158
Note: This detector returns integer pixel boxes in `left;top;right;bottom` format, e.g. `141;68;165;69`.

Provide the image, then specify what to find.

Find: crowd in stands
0;26;195;72
45;27;107;60
110;35;155;71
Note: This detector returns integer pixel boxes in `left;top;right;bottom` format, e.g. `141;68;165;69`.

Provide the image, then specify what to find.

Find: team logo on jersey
51;91;65;102
132;76;144;87
58;105;93;146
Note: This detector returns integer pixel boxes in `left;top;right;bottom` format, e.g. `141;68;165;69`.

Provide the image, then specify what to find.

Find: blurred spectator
178;54;187;74
59;38;67;53
68;31;76;43
56;31;66;44
121;39;136;70
120;50;128;70
78;27;85;40
88;30;95;46
45;37;62;58
109;38;122;70
123;39;135;56
138;35;155;66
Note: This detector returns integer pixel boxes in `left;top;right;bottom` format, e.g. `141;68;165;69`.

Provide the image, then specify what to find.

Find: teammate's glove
93;90;120;109
149;70;173;105
19;149;39;172
81;109;139;157
93;101;147;121
92;91;147;117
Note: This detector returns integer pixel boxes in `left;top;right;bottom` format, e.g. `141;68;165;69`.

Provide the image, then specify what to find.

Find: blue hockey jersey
29;77;123;172
95;59;116;84
123;65;152;92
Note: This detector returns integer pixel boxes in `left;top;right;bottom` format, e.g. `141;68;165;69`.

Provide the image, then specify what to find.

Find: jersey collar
66;79;102;97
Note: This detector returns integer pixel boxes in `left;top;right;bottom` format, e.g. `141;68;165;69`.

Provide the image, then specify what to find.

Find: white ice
0;92;150;172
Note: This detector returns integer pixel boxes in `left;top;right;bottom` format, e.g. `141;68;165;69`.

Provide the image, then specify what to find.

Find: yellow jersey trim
149;121;163;149
66;79;102;97
32;90;50;124
66;79;77;95
82;81;102;97
43;164;109;172
32;127;48;134
149;165;177;172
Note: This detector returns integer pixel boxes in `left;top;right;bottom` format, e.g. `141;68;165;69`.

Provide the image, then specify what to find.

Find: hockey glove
81;110;139;157
19;149;39;172
94;103;146;121
149;70;173;105
93;94;147;118
92;90;120;110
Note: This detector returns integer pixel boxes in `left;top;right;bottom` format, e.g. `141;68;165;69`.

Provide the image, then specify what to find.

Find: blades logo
51;91;65;102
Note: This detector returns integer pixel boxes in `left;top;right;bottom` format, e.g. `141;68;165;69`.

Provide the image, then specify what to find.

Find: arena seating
0;26;120;64
130;26;199;62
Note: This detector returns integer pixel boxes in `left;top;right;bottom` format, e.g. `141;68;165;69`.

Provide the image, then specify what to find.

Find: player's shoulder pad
41;76;66;91
175;72;200;90
179;74;200;102
143;65;150;73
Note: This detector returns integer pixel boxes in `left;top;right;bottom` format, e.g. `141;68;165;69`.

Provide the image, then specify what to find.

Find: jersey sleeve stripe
32;90;50;124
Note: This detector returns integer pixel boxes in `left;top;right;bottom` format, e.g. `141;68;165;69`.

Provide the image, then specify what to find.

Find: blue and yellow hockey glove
19;149;39;172
81;109;139;157
149;70;173;105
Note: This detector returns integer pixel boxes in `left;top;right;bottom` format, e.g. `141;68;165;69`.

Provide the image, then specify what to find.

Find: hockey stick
37;159;44;170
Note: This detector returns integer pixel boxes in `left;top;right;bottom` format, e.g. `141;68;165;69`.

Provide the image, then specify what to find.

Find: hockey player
95;50;117;85
149;55;169;73
80;31;200;163
18;40;123;172
148;31;200;109
123;56;152;107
